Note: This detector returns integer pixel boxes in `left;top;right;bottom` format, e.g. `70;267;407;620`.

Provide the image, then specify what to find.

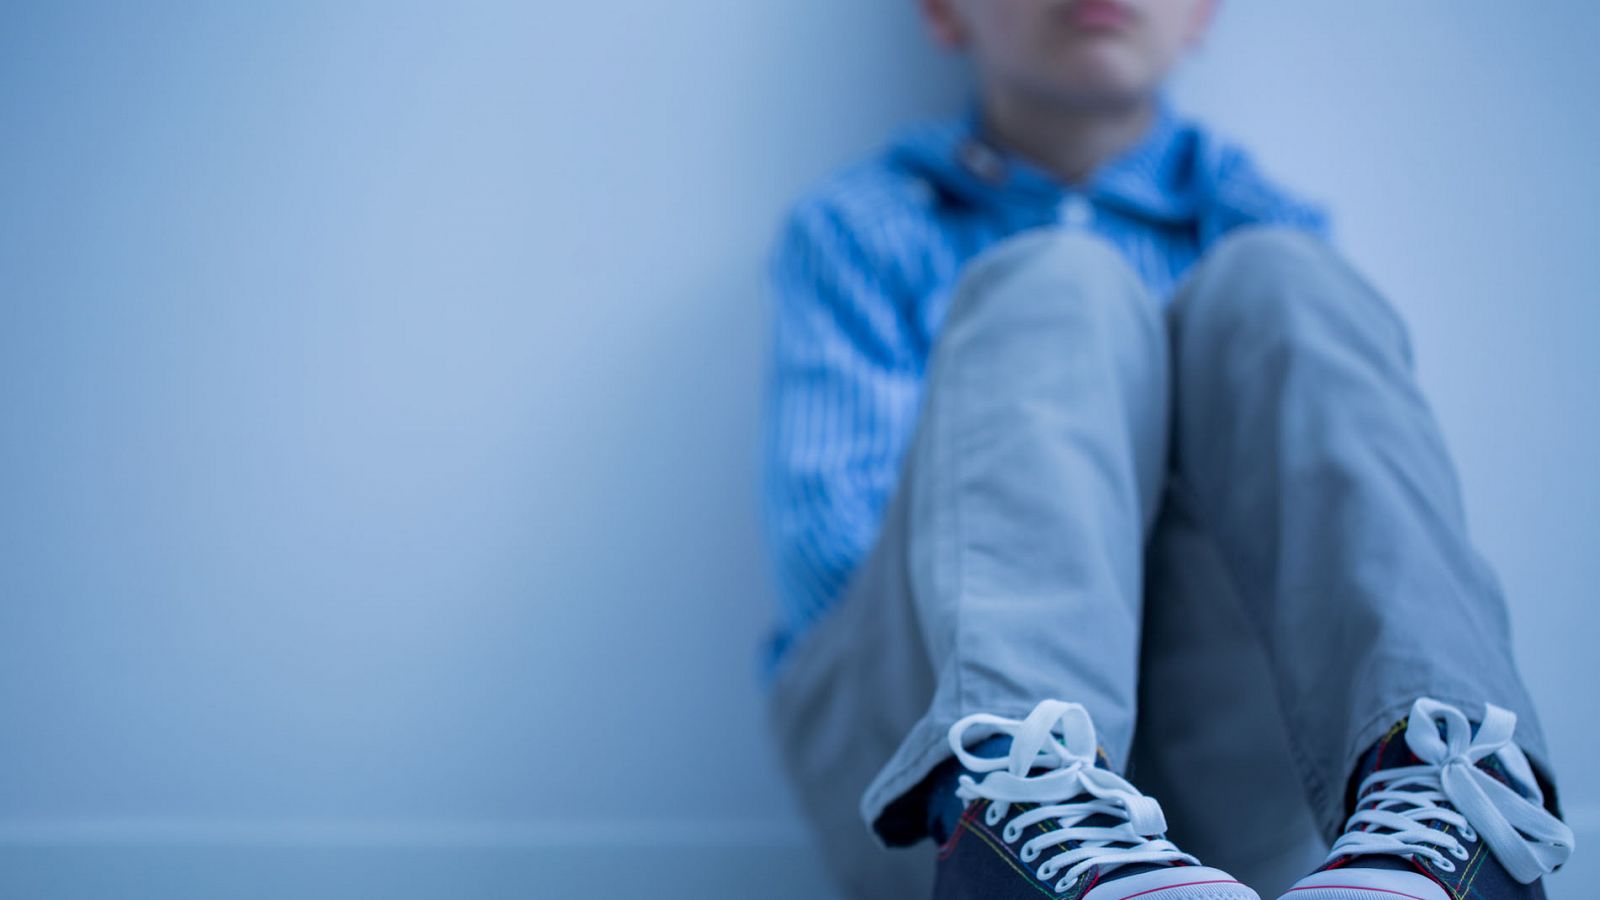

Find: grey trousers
762;226;1553;900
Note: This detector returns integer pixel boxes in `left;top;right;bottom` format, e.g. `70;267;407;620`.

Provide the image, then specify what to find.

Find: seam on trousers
947;279;972;721
866;256;982;846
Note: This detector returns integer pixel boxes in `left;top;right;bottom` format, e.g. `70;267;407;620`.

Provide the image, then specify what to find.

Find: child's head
919;0;1216;112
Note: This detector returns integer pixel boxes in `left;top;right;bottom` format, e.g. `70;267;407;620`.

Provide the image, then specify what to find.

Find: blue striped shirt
757;95;1330;684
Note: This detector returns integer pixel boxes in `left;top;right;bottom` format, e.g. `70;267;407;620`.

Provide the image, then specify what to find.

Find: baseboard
0;806;1592;900
0;818;837;900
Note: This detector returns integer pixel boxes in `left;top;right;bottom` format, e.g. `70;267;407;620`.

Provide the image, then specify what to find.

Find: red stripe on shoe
1284;886;1433;900
1110;879;1243;900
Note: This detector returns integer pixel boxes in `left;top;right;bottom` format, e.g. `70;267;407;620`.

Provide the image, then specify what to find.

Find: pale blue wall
1174;0;1600;847
0;2;1594;898
1173;7;1600;895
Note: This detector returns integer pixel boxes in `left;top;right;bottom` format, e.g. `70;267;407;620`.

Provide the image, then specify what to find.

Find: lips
1061;0;1134;30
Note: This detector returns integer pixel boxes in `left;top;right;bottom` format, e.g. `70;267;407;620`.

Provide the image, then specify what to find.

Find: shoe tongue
1357;718;1429;778
966;732;1108;777
1477;752;1534;800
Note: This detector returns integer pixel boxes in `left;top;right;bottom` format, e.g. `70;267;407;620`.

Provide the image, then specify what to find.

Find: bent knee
1200;225;1337;288
943;228;1151;336
964;228;1135;291
1175;225;1411;359
1181;225;1353;327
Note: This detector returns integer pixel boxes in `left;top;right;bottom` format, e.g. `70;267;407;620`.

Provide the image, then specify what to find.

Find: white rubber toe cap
1083;865;1259;900
1276;867;1449;900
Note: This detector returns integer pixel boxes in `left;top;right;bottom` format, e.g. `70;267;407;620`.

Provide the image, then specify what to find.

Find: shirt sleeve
1203;140;1335;247
759;198;923;639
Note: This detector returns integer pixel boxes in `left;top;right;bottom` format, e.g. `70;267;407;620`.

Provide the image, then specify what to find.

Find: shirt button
1058;195;1094;229
958;140;1007;184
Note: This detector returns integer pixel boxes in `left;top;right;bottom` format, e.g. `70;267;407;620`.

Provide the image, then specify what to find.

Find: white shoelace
946;699;1197;892
1326;697;1575;884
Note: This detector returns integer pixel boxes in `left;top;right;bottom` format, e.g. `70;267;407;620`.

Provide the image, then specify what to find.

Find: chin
1034;52;1159;111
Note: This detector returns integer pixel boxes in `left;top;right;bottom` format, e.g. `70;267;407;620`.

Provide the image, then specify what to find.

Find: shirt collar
953;92;1203;225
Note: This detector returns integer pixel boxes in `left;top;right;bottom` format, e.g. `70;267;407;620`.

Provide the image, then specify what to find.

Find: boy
757;2;1575;899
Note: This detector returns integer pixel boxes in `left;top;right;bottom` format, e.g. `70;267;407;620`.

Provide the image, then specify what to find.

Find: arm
760;197;923;639
1203;138;1335;247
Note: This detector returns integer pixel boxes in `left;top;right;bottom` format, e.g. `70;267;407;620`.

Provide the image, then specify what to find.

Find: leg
764;414;938;900
1130;480;1328;900
765;225;1171;883
1165;226;1555;844
863;227;1170;843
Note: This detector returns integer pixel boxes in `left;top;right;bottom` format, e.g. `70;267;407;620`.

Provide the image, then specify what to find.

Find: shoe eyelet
1436;858;1457;873
1020;845;1039;863
1450;844;1470;860
1054;876;1075;892
1460;827;1478;842
1002;825;1020;843
985;806;1002;826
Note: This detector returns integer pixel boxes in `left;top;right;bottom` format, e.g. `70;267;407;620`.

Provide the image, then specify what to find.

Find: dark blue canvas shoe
932;699;1258;900
1276;697;1574;900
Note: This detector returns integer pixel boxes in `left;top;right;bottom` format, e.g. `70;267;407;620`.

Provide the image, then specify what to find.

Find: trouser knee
935;229;1159;363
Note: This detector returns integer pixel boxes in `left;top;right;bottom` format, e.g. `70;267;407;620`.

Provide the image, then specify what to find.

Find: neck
976;88;1158;187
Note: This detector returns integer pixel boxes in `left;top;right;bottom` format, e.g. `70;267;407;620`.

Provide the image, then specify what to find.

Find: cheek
1146;2;1207;59
988;3;1051;59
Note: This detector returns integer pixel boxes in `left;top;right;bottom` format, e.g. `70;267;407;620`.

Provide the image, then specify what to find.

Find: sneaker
933;698;1258;900
1275;697;1574;900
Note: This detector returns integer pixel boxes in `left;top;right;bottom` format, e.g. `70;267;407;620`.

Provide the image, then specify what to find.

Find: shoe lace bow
1326;697;1575;883
947;700;1197;892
